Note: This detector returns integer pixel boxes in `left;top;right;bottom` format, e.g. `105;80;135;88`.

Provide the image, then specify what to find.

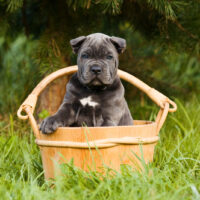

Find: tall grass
0;98;199;199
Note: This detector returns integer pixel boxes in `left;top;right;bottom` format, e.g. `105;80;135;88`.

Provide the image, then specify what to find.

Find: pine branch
173;19;199;41
146;0;176;20
66;0;123;14
6;0;24;12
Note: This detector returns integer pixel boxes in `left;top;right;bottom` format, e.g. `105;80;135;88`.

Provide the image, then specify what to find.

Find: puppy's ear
70;36;86;54
110;36;126;54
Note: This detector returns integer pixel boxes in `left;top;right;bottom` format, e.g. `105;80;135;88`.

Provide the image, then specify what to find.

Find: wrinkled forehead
79;37;117;56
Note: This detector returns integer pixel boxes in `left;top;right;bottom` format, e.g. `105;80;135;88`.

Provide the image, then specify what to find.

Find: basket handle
118;70;177;112
17;65;78;120
17;65;176;135
155;102;169;134
118;70;176;135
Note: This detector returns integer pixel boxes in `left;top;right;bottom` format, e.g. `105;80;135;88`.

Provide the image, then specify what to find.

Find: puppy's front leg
40;103;75;134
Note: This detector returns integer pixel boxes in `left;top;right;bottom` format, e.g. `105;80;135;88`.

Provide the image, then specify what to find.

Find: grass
0;98;200;199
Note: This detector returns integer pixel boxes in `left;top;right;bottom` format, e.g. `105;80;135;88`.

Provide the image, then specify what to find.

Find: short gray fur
40;33;133;134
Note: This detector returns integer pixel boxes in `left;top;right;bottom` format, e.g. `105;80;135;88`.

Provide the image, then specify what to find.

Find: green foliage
0;99;200;199
38;110;50;120
120;29;200;99
2;0;200;51
66;0;123;14
6;0;23;12
0;0;199;113
0;34;41;114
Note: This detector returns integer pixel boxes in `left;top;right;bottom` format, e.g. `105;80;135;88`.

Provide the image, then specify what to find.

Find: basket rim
49;120;157;131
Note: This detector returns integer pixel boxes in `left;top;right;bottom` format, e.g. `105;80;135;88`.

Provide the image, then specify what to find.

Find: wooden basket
17;66;177;179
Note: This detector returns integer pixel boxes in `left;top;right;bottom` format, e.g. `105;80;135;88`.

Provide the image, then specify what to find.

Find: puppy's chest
71;96;103;127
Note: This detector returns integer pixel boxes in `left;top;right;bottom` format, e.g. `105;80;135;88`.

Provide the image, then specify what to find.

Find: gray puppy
40;33;133;134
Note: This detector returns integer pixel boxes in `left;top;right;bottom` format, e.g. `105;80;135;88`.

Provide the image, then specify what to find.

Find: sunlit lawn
0;98;200;200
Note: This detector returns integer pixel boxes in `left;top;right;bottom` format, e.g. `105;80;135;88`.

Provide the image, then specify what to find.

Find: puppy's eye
106;55;113;60
81;54;89;59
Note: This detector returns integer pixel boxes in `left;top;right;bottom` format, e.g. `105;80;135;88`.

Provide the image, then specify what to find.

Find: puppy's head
70;33;126;89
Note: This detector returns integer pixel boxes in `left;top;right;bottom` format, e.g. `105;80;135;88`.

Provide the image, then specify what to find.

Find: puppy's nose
91;65;102;74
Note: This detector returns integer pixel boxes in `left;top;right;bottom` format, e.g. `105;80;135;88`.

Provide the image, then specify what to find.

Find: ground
0;98;199;200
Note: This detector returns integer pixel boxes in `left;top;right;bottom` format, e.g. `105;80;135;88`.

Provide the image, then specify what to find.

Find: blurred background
0;0;199;118
0;1;200;197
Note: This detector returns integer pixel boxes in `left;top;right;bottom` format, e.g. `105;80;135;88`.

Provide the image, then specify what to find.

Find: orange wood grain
38;120;157;179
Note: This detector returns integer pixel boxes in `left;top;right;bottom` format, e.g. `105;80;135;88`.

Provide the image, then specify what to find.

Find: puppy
40;33;133;134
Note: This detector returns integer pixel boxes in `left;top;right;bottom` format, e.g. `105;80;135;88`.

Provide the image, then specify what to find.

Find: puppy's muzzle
90;65;102;75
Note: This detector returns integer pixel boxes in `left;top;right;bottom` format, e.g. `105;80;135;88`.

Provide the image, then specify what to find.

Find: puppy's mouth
86;77;107;90
90;77;102;86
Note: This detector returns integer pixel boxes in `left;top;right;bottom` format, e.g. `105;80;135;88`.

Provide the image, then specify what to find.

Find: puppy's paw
39;116;64;134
